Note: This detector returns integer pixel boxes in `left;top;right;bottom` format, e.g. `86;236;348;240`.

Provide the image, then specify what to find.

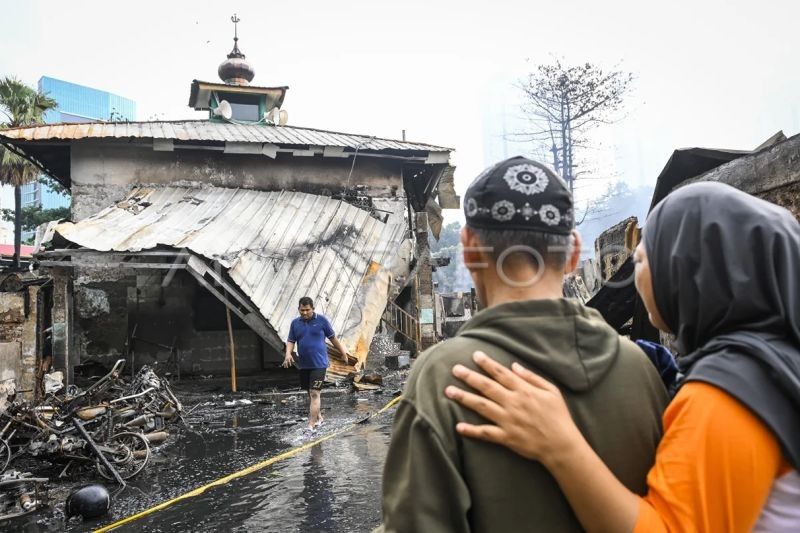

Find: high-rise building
22;77;136;211
18;77;136;237
480;75;531;168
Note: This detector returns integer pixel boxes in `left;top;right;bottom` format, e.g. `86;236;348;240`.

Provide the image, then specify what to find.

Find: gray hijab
644;181;800;468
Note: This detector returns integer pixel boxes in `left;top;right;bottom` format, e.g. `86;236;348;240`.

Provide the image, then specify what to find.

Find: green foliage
39;174;70;197
0;205;69;232
0;76;58;186
0;76;59;264
434;221;461;249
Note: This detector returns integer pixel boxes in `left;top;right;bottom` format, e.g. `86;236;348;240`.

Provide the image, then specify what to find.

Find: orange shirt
635;381;792;533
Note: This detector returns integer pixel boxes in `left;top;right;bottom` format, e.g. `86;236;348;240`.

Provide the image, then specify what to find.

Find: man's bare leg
308;389;322;429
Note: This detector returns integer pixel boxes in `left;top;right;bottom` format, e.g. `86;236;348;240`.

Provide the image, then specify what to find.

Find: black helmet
65;484;110;519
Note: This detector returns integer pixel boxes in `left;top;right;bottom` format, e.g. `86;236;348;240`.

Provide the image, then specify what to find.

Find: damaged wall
128;272;264;376
682;132;800;218
69;255;137;367
0;287;39;397
70;142;405;221
62;264;266;377
759;182;800;219
594;216;639;282
59;140;438;374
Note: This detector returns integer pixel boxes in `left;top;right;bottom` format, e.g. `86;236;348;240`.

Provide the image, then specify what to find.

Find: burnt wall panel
758;181;800;219
0;287;40;397
74;278;134;364
127;271;262;377
70;143;405;221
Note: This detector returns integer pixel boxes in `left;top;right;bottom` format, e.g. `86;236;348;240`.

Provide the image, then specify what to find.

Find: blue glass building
38;77;136;126
21;77;136;220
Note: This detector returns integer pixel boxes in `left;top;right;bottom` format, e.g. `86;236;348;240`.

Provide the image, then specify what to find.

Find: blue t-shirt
287;313;335;369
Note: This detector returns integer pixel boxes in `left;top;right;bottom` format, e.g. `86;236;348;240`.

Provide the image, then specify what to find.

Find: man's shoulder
315;313;332;324
405;337;490;395
616;335;654;367
417;336;485;367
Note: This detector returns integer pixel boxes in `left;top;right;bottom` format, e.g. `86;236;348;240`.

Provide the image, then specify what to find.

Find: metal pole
71;418;125;487
226;306;237;392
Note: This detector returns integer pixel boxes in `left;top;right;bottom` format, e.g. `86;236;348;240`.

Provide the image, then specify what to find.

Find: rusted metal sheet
53;187;407;363
0;120;452;152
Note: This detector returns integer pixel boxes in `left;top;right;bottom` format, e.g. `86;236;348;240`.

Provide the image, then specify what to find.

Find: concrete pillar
50;270;73;385
414;212;436;350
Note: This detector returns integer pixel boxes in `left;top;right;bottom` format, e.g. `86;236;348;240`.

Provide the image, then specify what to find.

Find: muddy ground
4;368;407;533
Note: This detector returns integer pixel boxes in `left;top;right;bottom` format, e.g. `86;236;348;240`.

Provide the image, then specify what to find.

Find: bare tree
515;60;633;195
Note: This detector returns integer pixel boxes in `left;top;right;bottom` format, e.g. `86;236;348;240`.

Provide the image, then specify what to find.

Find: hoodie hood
459;298;620;392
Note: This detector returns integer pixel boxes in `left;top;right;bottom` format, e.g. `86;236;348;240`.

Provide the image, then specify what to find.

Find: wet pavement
5;370;405;533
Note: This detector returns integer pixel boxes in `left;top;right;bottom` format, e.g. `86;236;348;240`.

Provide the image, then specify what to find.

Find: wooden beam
226;306;237;393
37;261;186;270
186;256;259;317
38;249;186;257
183;266;276;346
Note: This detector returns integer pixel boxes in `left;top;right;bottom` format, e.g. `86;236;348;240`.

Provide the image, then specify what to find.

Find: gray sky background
1;0;799;226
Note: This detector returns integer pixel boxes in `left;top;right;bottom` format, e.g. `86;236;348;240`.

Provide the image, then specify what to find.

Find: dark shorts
299;368;326;391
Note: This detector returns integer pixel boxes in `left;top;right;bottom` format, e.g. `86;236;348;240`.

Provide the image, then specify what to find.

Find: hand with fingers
445;350;584;466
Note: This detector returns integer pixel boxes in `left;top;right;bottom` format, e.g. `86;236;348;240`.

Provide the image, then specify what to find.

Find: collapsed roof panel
51;187;408;365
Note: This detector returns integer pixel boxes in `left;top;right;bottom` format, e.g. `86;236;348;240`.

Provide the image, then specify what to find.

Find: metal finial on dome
228;14;243;58
218;13;255;85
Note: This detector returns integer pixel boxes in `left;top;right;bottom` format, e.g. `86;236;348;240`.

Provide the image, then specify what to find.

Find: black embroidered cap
464;156;574;234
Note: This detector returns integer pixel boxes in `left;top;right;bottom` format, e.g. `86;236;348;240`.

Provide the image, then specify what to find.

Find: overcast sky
2;0;799;224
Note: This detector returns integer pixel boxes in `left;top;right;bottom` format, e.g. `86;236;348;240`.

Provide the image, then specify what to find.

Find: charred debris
0;360;182;521
565;130;800;351
0;21;461;399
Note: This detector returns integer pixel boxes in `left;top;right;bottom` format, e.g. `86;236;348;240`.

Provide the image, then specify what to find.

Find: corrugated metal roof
54;187;407;353
0;120;452;152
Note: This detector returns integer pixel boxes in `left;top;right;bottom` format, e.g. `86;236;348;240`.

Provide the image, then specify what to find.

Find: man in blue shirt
283;296;352;430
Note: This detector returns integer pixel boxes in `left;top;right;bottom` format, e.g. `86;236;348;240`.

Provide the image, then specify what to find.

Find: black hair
470;227;571;270
298;297;314;308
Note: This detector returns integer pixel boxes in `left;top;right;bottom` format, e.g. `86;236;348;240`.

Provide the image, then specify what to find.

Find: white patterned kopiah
465;197;479;217
491;200;516;221
503;164;549;195
539;204;561;226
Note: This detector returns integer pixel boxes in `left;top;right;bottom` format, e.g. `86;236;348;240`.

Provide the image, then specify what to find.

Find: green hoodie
379;299;668;533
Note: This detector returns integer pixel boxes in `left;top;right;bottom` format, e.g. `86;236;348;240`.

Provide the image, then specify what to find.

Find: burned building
0;24;459;384
572;131;800;346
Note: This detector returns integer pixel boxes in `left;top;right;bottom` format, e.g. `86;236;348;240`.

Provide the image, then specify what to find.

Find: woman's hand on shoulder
445;350;582;466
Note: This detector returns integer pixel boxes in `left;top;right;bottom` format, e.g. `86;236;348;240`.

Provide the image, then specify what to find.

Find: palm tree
0;77;58;268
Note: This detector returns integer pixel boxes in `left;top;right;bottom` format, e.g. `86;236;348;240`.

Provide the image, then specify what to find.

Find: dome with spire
218;14;255;86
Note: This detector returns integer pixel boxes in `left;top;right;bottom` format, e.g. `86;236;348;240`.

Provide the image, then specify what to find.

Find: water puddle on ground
5;378;401;533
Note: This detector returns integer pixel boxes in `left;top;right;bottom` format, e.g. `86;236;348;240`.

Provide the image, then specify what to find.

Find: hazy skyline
2;0;798;227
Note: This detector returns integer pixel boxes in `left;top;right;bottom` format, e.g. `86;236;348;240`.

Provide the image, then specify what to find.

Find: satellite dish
213;100;233;120
278;109;288;126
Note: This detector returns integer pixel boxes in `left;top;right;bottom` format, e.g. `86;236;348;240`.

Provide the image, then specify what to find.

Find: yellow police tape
93;394;403;532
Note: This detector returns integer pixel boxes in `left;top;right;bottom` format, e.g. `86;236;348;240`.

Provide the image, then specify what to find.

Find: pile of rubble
0;360;183;521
